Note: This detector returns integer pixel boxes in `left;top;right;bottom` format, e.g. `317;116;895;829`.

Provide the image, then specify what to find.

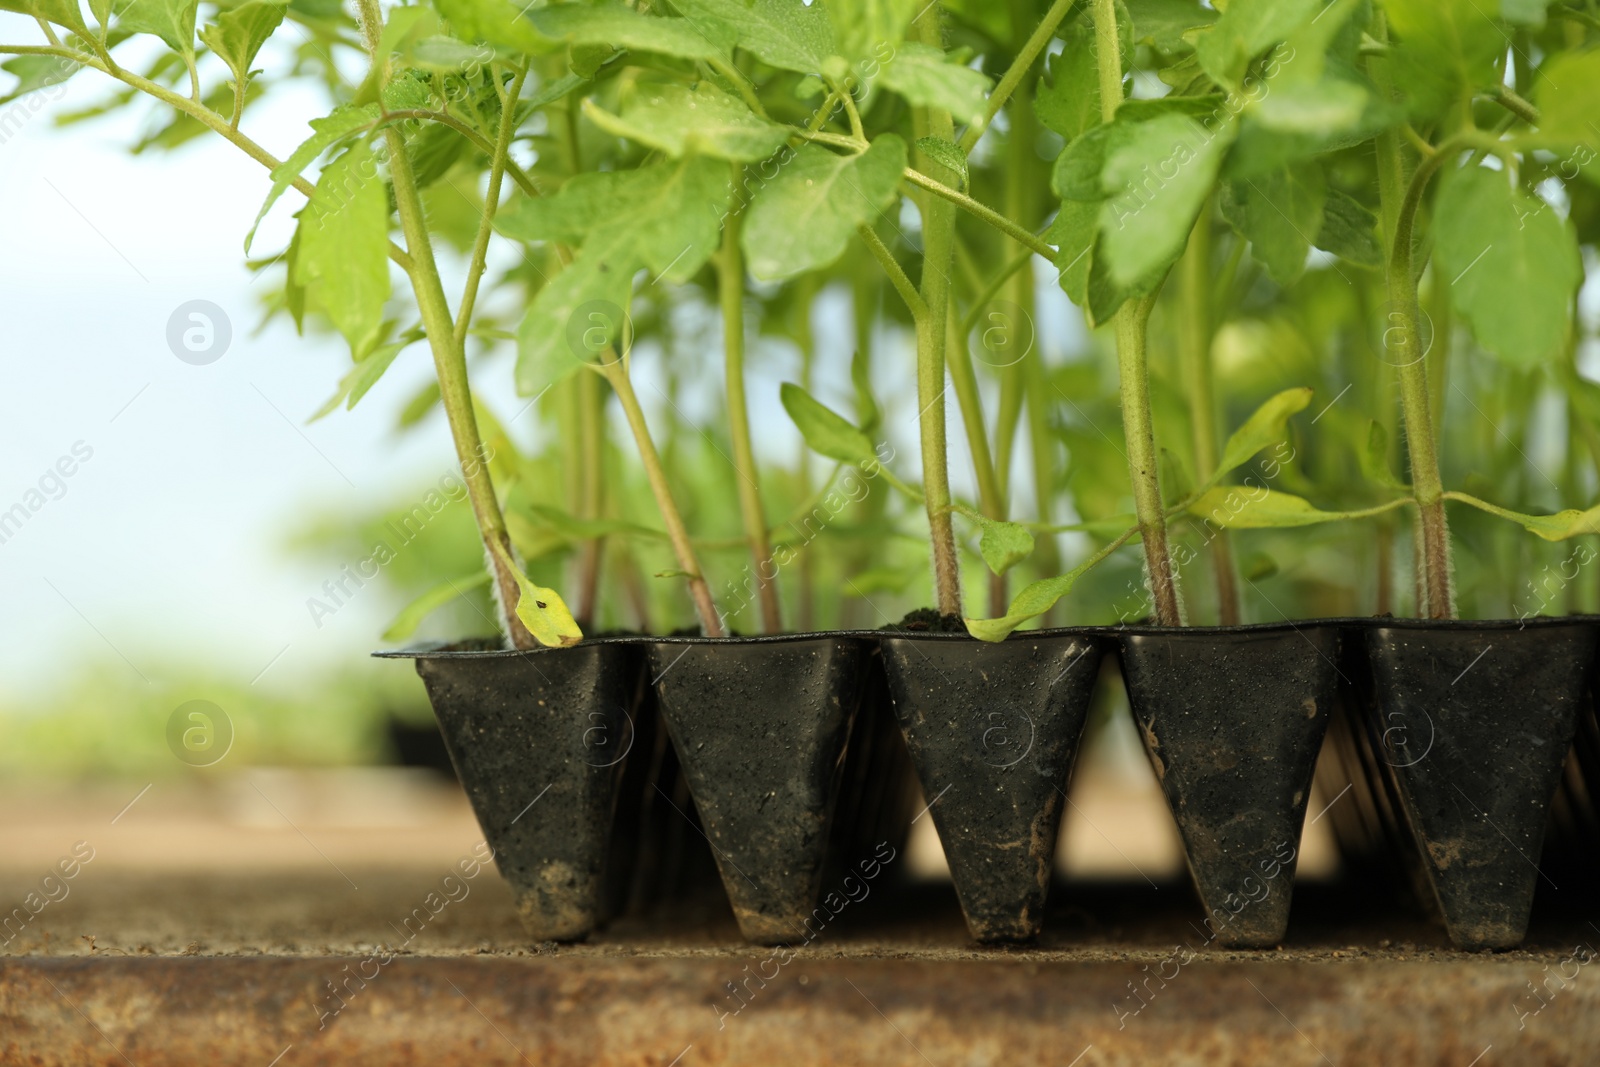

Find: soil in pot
1119;624;1341;949
878;630;1106;943
1356;618;1598;950
379;638;645;942
646;635;869;945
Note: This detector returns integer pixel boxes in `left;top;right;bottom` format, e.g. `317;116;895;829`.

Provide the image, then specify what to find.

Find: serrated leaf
0;0;88;33
432;0;555;54
1446;493;1600;541
1034;23;1100;143
780;381;876;463
1315;188;1382;267
0;55;80;102
670;0;835;74
1381;0;1504;120
1220;164;1325;285
742;135;907;281
117;0;199;56
1188;486;1406;529
1434;165;1581;368
1193;0;1318;91
246;105;379;252
878;41;991;127
1213;387;1312;482
584;83;790;162
505;156;732;395
199;0;286;88
527;0;727;61
1125;0;1215;53
914;135;967;187
1098;111;1233;288
382;572;492;641
293;139;391;358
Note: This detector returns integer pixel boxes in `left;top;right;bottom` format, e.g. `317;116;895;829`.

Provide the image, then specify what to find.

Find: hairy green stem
1092;0;1180;625
597;355;724;636
1180;206;1239;624
1372;25;1455;619
453;66;527;347
720;165;782;633
946;304;1008;616
911;5;963;618
903;167;1056;260
360;0;534;646
957;0;1074;152
856;223;927;317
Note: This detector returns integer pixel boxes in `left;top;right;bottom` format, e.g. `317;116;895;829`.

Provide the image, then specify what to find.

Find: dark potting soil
885;608;967;633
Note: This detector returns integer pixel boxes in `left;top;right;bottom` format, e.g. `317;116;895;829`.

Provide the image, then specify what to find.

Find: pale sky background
0;18;1086;701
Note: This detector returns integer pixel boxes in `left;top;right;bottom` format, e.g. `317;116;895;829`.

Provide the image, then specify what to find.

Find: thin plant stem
360;0;535;646
911;4;963;618
453;65;527;347
1179;204;1239;624
946;304;1008;616
597;355;725;636
903;167;1056;260
856;223;927;317
1092;0;1181;625
719;163;782;633
1372;21;1455;618
957;0;1075;152
576;369;606;627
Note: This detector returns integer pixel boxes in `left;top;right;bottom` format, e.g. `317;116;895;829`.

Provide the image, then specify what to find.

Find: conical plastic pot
879;630;1106;943
1356;618;1598;950
1119;623;1340;948
646;635;869;944
376;639;645;941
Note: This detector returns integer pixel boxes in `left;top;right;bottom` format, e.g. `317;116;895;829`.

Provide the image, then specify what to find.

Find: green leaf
1536;51;1600;151
1034;23;1100;143
1125;0;1216;53
583;83;790;162
780;382;876;464
1098;111;1233;288
1433;165;1581;369
1188;486;1408;529
0;55;79;102
742;135;907;281
1445;492;1600;541
527;1;727;61
0;0;88;34
914;136;968;188
1250;80;1368;135
505;156;732;395
1193;0;1318;90
310;337;410;421
293;139;392;358
1359;420;1408;491
1315;188;1382;268
1499;0;1550;28
1219;164;1325;285
1213;387;1312;482
878;41;992;127
117;0;199;56
516;503;668;543
198;0;286;88
964;530;1136;641
432;0;555;54
246;104;380;252
669;0;836;74
1047;198;1098;306
1381;0;1505;120
962;510;1034;576
382;572;492;642
487;541;584;648
823;0;914;56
